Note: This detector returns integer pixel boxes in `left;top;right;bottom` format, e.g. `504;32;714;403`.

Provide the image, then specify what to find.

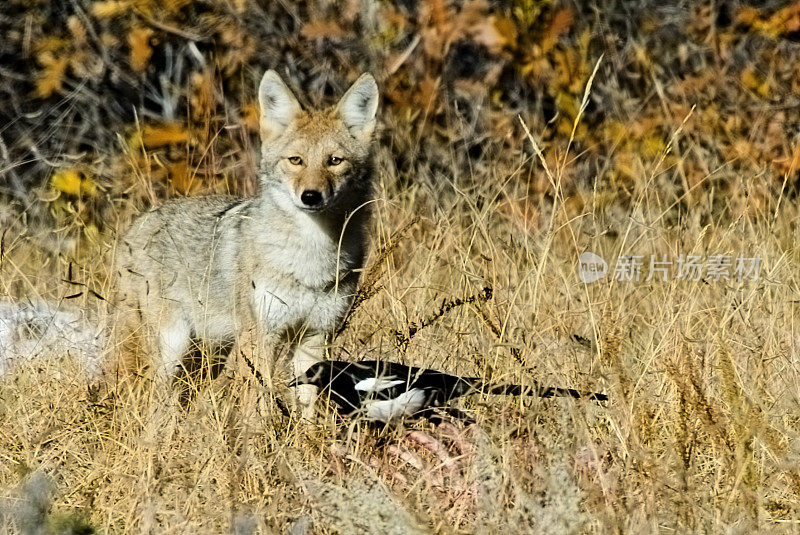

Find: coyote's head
257;70;378;214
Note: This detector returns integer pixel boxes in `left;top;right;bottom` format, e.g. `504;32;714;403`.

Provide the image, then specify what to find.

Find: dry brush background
2;0;800;532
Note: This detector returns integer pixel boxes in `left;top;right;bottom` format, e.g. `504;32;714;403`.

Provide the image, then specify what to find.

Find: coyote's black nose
300;190;323;207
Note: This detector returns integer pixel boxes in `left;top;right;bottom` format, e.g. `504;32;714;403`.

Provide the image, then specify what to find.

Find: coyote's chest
245;218;361;334
250;274;353;333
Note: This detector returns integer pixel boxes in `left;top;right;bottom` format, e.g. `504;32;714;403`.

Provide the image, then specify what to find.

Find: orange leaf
543;8;575;51
740;66;772;98
417;76;440;110
301;21;349;41
190;69;216;119
736;7;760;26
130;123;190;149
35;54;69;98
168;160;197;194
90;1;130;19
241;101;260;132
128;26;154;72
423;0;450;29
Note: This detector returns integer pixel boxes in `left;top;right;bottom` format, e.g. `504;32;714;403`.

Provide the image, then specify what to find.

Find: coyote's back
112;70;379;413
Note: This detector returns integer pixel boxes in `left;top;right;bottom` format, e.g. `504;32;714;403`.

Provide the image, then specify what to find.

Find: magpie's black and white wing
351;372;432;421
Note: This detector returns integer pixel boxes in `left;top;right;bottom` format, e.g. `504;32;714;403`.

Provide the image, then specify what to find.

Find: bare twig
394;286;493;352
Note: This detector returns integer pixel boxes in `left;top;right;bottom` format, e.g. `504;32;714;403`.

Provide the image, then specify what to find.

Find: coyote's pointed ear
337;73;378;141
259;70;301;143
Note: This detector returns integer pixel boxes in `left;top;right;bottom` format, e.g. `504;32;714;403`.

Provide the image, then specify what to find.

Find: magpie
290;360;608;423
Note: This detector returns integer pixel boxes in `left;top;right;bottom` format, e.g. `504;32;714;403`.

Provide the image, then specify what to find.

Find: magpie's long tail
470;380;608;402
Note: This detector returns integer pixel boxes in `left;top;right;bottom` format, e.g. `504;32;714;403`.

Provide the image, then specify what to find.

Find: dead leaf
130;123;191;149
241;101;260;132
128;26;154;72
542;8;575;52
168;160;197;194
740;65;772;98
301;21;350;41
472;15;517;54
190;69;216;119
51;168;98;197
35;53;69;98
90;0;131;19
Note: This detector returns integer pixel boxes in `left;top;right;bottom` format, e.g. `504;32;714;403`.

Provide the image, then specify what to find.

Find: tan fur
111;71;379;414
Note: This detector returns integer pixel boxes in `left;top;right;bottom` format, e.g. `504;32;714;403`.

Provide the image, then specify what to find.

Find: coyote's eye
288;156;303;165
328;156;343;166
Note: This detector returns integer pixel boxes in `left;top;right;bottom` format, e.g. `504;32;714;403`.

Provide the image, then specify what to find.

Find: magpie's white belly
364;389;428;422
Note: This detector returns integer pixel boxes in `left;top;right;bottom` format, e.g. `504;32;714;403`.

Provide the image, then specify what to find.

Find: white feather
354;376;404;392
365;389;428;422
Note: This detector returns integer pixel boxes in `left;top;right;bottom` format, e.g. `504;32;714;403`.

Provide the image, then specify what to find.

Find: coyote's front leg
243;289;322;419
291;331;325;419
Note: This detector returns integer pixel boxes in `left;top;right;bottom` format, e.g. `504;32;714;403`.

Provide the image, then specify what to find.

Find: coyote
113;70;379;414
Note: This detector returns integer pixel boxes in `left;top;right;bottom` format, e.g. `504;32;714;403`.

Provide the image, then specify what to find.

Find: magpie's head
288;361;328;388
289;361;356;389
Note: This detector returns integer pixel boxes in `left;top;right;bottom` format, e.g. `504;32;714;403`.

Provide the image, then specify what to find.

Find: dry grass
2;99;800;532
3;1;800;532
